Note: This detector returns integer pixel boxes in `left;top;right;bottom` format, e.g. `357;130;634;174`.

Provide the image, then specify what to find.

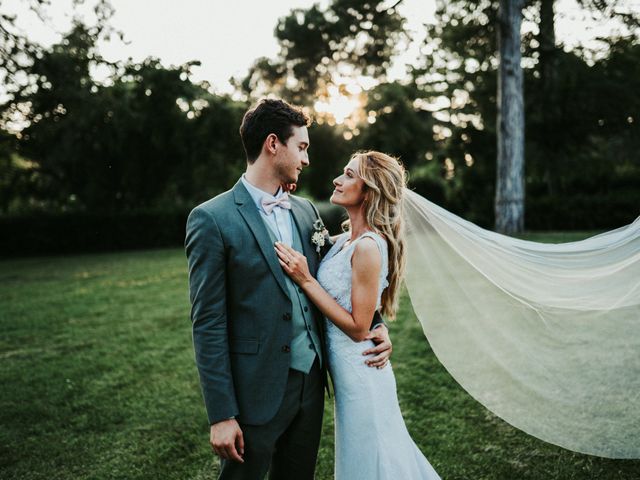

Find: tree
495;0;525;234
410;0;639;229
1;18;248;213
235;0;408;105
1;0;116;97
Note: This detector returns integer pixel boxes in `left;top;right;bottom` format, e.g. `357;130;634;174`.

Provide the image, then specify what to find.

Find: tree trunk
495;0;525;234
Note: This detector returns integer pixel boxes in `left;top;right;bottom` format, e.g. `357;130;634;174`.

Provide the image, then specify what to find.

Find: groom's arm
185;206;239;425
370;310;386;330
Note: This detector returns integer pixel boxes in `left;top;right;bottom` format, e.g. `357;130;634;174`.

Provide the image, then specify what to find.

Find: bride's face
330;157;366;207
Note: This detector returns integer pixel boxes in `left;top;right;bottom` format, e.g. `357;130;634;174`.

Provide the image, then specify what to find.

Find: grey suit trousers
219;359;324;480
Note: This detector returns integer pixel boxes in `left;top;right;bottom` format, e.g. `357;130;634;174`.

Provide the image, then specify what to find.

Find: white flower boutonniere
311;218;328;255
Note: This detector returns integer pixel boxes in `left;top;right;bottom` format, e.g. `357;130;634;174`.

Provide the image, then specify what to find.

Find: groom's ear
264;133;278;155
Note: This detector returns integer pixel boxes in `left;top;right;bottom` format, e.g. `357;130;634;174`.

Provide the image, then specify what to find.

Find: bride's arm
274;239;381;342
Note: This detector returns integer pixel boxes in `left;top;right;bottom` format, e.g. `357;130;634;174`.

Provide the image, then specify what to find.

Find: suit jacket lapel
290;197;319;275
290;197;327;360
233;181;290;299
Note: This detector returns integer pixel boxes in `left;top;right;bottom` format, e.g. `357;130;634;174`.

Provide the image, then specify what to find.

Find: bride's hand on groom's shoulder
274;242;313;287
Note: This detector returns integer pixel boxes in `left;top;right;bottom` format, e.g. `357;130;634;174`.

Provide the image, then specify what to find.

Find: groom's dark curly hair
239;98;310;163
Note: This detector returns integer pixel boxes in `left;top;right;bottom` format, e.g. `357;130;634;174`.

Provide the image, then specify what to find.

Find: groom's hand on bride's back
362;324;393;369
210;418;244;463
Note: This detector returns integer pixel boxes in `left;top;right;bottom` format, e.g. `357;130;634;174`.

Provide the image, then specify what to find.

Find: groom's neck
244;164;281;196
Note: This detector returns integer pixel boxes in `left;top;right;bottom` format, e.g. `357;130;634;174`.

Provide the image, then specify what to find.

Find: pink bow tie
261;194;291;215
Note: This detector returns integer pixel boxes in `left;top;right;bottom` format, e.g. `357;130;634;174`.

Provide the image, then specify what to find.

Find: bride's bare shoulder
351;236;383;271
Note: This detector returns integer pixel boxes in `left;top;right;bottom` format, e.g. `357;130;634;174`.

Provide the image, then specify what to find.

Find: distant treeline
1;1;638;255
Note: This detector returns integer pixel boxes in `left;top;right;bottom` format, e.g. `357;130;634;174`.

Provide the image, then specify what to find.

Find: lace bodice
317;231;389;315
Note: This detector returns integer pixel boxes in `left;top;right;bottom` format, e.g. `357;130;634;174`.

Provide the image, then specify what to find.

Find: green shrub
0;210;189;257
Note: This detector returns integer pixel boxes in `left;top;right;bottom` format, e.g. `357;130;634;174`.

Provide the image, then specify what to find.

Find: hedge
0;210;189;257
1;194;637;257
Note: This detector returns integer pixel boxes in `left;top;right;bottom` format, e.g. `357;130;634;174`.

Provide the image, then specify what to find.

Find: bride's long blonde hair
342;151;407;320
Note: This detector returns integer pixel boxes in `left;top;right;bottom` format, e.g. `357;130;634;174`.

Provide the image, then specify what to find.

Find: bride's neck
346;209;371;240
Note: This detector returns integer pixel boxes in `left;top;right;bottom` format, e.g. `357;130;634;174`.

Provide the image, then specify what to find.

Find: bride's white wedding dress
317;231;441;480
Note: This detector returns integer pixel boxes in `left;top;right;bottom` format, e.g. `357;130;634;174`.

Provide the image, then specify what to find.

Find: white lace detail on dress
317;231;389;313
317;231;390;353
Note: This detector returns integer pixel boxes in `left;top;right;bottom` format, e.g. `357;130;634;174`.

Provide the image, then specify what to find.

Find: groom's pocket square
230;338;260;355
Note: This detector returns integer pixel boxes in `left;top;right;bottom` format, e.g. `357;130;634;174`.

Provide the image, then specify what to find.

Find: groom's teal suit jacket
185;180;330;426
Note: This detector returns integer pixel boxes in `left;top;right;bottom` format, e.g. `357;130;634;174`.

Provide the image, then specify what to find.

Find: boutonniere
311;218;328;256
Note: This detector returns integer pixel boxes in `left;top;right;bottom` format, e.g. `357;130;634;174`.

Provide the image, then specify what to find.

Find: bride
274;151;441;479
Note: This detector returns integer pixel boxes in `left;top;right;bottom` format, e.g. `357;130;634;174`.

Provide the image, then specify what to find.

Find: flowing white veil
402;188;640;459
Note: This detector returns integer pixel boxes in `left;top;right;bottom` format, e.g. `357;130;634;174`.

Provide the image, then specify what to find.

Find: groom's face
274;125;310;184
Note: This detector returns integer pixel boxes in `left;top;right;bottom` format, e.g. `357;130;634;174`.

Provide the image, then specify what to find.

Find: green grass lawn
1;232;639;479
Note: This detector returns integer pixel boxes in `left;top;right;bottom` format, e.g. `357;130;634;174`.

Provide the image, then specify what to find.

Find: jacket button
303;306;309;312
282;313;291;321
282;345;290;353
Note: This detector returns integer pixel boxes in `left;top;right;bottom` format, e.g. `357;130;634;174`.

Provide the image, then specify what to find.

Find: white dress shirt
241;175;294;246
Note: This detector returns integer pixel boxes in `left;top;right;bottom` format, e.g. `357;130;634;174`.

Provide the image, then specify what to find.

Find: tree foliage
1;20;246;213
409;0;639;227
235;0;408;104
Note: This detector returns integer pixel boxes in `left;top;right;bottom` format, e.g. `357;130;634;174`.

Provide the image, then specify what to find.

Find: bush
526;192;639;230
2;191;636;258
0;210;189;257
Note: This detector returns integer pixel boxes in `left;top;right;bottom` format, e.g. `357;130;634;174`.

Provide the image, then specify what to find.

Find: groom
185;98;392;479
